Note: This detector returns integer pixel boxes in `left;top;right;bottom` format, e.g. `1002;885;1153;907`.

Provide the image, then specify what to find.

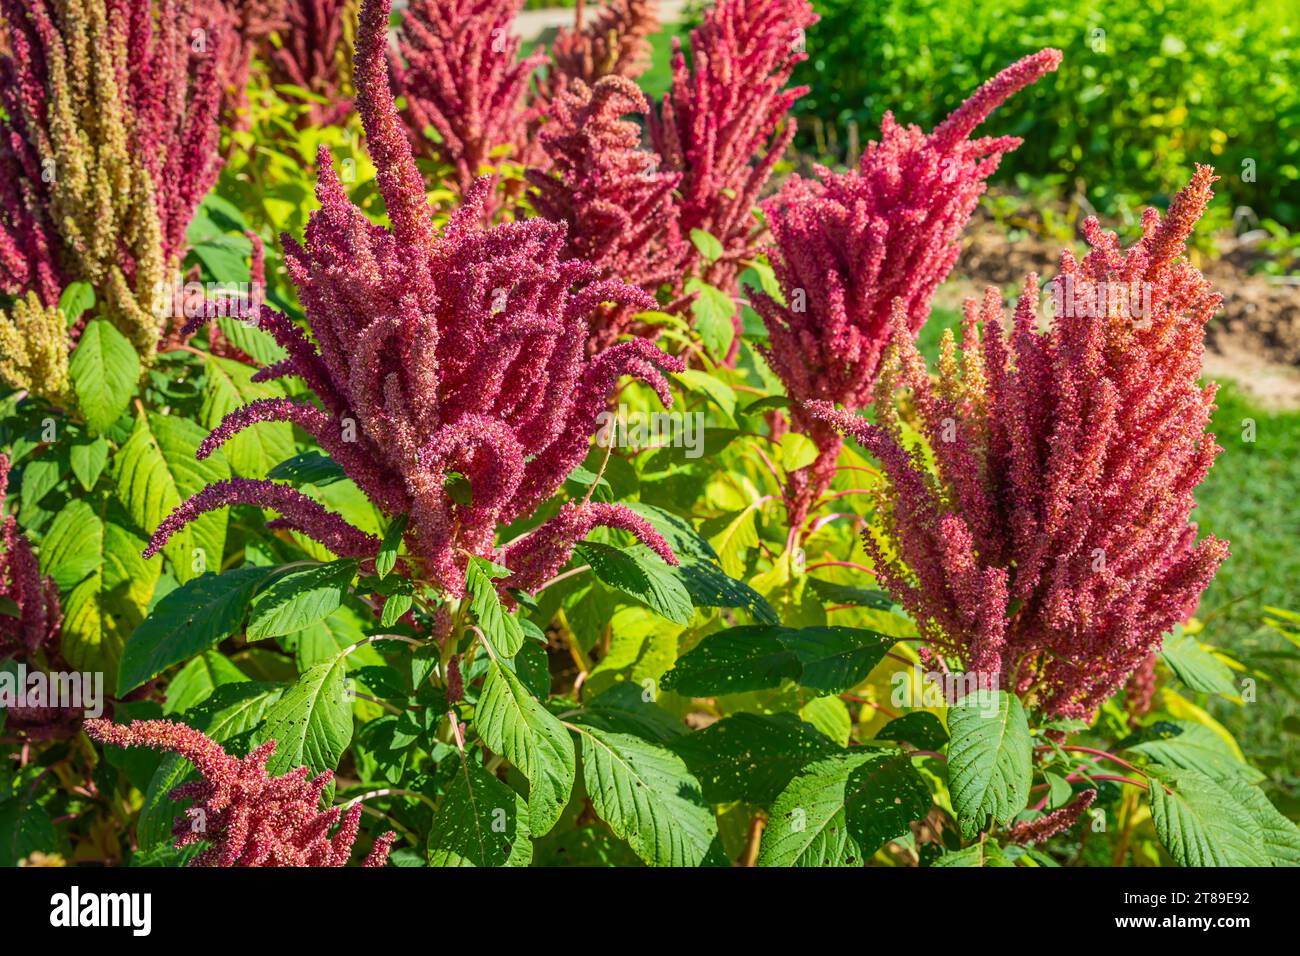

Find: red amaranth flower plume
545;0;659;99
647;0;817;299
0;0;226;366
1007;789;1097;846
393;0;547;212
85;719;395;867
751;49;1062;532
155;0;682;595
527;75;690;350
0;455;60;662
0;453;81;740
808;167;1229;720
1124;652;1159;727
263;0;356;127
208;0;289;131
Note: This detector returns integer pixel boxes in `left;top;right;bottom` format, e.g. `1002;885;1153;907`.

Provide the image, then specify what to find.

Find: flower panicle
807;167;1227;720
393;0;548;211
264;0;357;127
0;0;226;374
648;0;818;298
527;74;691;350
84;718;396;867
1;452;77;738
502;501;679;594
1006;789;1097;846
751;48;1062;530
546;0;660;98
147;0;682;596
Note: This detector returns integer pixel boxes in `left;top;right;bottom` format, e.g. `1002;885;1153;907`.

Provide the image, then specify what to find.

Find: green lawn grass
1196;385;1300;808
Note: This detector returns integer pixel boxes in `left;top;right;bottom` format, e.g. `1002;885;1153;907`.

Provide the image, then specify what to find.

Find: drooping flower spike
808;166;1228;720
528;75;691;351
1006;790;1097;846
155;0;682;595
85;719;396;867
752;48;1063;532
0;454;61;662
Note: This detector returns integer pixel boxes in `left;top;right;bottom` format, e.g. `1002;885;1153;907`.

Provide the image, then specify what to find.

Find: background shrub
794;0;1300;226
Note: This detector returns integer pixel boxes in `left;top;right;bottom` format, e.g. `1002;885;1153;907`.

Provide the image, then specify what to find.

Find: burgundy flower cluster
810;167;1228;720
0;456;59;662
393;0;547;210
0;0;226;369
0;453;79;739
152;0;682;596
1007;789;1097;846
210;0;288;130
528;75;690;350
648;0;817;298
752;49;1063;531
85;719;395;867
264;0;357;127
545;0;659;99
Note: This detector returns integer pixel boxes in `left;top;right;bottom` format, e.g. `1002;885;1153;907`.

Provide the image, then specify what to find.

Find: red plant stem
805;560;876;575
910;750;947;761
804;511;867;537
814;488;876;506
1036;744;1145;776
839;693;899;719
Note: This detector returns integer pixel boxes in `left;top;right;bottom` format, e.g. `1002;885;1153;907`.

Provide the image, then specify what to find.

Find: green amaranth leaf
1147;767;1270;867
114;411;230;583
1161;628;1237;696
465;555;524;658
255;651;353;777
118;565;279;693
162;651;251;715
376;514;407;579
475;658;575;835
573;722;719;867
807;578;896;611
246;560;357;641
874;712;949;752
661;625;800;696
69;437;109;491
38;499;103;590
578;541;694;625
1218;777;1300;865
59;518;158;696
1122;720;1264;784
266;450;348;486
661;624;893;696
427;757;533;867
946;689;1032;839
671;712;841;805
69;319;139;434
201;354;294;476
758;750;932;866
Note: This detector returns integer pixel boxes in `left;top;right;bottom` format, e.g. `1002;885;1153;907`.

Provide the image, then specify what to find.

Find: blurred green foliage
795;0;1300;227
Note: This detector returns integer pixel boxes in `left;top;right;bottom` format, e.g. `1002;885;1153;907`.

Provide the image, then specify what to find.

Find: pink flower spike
143;478;381;561
807;167;1228;720
85;719;394;867
501;501;679;593
751;48;1062;531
